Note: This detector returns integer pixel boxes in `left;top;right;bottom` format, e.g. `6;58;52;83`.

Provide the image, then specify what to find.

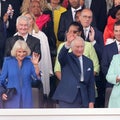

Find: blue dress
0;56;39;108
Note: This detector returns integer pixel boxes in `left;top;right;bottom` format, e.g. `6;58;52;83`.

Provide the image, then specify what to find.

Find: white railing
0;108;120;120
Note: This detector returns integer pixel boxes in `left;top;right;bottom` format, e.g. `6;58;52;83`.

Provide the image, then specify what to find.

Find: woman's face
29;1;41;17
16;48;27;61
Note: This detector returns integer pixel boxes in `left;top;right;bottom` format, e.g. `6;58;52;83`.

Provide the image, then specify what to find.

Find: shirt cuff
91;40;96;45
65;42;71;49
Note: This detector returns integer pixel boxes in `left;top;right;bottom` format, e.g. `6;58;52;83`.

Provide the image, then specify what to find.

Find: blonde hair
22;11;39;33
21;0;50;13
11;40;31;57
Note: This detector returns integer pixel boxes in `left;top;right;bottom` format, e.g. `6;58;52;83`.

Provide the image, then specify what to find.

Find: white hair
71;36;85;48
16;15;30;27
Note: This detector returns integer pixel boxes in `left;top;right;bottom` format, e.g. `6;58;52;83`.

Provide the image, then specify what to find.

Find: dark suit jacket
4;34;41;57
53;46;95;107
57;8;98;42
86;27;104;61
90;0;107;32
101;41;118;87
0;18;6;68
1;0;21;37
57;9;73;42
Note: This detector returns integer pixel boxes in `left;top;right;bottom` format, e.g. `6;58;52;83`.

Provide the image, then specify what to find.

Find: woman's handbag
5;88;17;100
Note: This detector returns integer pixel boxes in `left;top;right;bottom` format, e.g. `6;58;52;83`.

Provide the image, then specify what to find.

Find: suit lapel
67;9;74;22
111;42;118;54
82;56;88;79
26;34;32;47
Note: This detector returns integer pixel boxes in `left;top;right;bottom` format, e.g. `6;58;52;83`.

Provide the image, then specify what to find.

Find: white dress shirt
79;56;84;82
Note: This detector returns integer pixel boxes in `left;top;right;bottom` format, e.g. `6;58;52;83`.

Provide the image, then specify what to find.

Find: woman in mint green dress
106;54;120;108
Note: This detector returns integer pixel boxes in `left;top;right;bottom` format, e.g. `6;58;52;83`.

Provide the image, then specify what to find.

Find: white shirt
84;26;90;40
79;56;84;82
116;40;120;53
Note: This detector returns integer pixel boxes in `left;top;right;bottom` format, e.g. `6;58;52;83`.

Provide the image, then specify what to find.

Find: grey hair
11;40;31;57
71;36;85;48
16;15;30;27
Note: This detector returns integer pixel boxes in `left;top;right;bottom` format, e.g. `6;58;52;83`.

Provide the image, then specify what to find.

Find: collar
83;26;90;31
79;56;83;61
71;6;82;13
17;33;28;41
116;40;120;46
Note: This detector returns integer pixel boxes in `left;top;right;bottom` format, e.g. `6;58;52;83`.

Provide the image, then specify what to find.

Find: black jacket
4;34;41;58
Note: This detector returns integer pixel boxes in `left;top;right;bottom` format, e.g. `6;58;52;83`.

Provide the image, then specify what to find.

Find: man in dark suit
53;36;95;108
101;20;120;107
0;18;6;69
57;0;82;41
1;0;21;38
76;8;105;107
85;0;107;32
4;15;41;57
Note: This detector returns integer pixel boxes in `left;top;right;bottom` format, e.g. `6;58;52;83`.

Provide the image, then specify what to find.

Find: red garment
36;14;51;30
62;0;69;9
103;16;116;45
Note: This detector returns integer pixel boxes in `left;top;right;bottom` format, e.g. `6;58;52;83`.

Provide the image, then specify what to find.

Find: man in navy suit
53;35;95;108
84;0;107;32
101;20;120;107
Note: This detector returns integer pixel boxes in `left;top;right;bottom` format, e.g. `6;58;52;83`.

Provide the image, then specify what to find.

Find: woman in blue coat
0;40;41;108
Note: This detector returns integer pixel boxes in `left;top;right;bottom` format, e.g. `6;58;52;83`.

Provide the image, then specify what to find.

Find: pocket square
87;68;91;71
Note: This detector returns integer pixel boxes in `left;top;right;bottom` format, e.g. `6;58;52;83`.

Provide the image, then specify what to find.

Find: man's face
69;0;80;9
72;39;84;57
114;25;120;42
79;9;93;27
16;19;29;36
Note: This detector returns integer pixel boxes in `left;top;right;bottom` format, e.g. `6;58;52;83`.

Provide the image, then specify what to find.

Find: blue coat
0;56;38;108
53;46;95;107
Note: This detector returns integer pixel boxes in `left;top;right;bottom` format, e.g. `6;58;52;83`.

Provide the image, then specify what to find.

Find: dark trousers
59;89;87;108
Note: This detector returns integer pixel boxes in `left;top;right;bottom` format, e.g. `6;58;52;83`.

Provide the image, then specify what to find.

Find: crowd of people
0;0;120;108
